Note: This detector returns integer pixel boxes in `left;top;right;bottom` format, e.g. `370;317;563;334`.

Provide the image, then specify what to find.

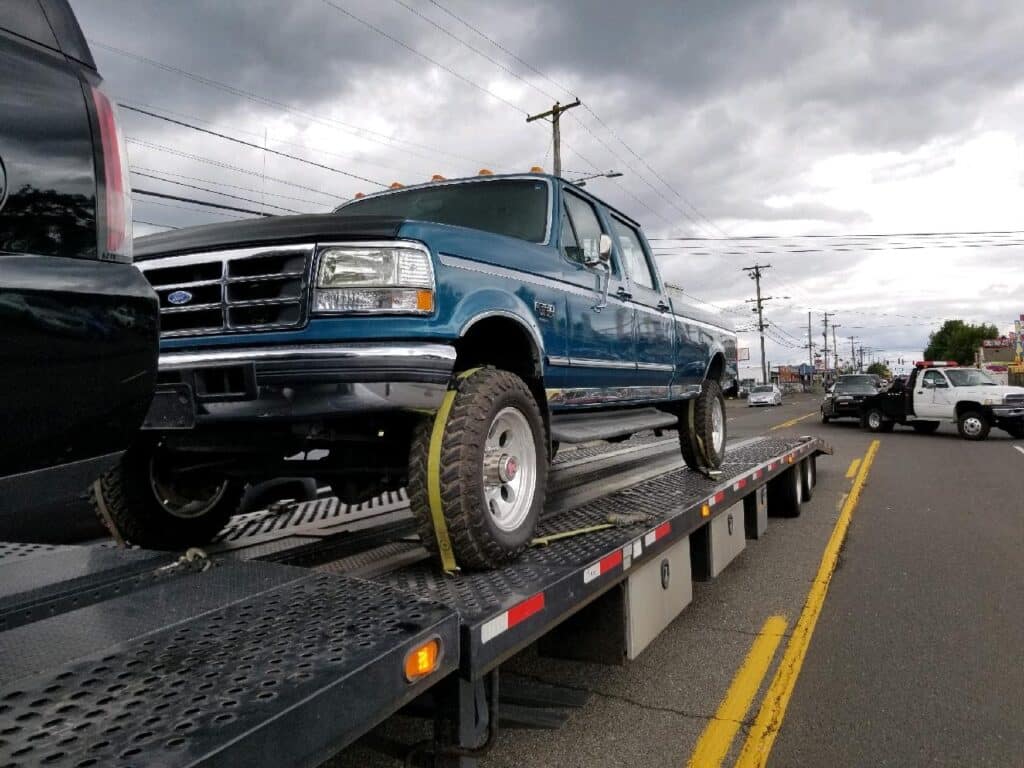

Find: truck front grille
140;244;314;338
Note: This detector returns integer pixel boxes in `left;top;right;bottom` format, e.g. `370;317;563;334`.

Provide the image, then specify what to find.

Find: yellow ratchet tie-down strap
426;367;481;574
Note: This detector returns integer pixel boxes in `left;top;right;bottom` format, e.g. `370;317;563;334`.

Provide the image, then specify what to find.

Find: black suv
820;374;879;423
0;1;158;519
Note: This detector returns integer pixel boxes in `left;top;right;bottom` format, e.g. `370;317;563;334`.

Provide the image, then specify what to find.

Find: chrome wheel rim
962;416;983;437
711;397;725;455
149;455;229;519
483;407;538;533
868;412;881;429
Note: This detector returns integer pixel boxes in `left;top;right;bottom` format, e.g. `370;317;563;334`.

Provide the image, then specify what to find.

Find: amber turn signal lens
416;290;434;312
404;638;442;682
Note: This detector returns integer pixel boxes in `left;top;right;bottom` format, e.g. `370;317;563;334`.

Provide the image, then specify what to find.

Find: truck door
558;189;637;404
915;370;952;419
607;215;674;395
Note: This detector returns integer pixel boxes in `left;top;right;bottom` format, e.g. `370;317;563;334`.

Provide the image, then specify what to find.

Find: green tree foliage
866;362;891;378
922;320;999;364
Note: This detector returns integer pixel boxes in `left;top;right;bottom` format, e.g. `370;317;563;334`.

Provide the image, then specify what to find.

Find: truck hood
134;214;406;260
954;385;1024;401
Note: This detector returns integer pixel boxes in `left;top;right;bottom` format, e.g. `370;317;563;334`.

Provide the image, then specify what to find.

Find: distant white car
748;384;783;407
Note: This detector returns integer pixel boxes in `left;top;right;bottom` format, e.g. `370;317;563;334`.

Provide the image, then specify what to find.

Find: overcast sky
74;0;1024;373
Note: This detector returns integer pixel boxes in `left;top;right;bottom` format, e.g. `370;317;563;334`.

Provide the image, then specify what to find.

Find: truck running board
550;408;679;444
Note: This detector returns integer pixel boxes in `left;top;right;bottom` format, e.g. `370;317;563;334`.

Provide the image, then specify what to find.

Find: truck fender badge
534;301;556;320
167;290;194;305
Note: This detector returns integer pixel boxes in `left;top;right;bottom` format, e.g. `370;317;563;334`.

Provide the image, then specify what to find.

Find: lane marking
769;411;817;431
687;616;788;768
1015;446;1024;456
735;439;881;768
845;458;861;479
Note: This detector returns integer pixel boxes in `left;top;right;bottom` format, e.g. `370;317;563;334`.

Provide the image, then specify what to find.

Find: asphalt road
329;392;1024;768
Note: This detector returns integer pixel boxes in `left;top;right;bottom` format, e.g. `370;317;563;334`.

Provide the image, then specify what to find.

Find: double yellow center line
687;440;881;768
769;411;817;431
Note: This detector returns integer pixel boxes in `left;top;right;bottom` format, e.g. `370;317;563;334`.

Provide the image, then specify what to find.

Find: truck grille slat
140;244;314;338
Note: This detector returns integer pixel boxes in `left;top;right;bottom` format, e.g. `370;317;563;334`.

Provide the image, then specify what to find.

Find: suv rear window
336;179;549;243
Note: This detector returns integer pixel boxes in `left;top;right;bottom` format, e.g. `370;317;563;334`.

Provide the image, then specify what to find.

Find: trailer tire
768;465;803;518
800;455;816;501
679;379;727;471
911;421;940;434
91;442;242;549
957;410;990;441
863;407;893;433
408;367;547;570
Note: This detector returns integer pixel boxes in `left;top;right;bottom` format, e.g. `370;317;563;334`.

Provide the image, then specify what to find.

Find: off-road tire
92;443;242;549
679;379;727;471
408;367;547;570
957;410;990;441
911;421;940;434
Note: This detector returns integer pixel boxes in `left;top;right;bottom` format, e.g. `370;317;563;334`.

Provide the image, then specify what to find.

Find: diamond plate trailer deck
0;434;829;768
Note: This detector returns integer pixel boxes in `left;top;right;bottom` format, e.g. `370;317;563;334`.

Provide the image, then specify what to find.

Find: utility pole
849;337;858;372
831;324;841;372
742;264;772;384
526;99;581;177
807;311;813;370
822;312;834;380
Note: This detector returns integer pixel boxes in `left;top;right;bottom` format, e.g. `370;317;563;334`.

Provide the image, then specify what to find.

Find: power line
426;0;578;98
121;100;443;178
390;0;560;103
133;218;178;230
122;104;388;187
129;166;329;208
319;0;527;115
133;195;248;220
134;189;270;217
650;228;1024;241
126;138;346;200
131;171;304;214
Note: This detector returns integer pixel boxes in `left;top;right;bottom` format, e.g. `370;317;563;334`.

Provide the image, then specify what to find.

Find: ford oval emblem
167;290;193;306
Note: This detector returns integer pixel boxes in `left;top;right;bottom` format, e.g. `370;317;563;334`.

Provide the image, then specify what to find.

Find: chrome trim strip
546;355;571;366
636;362;675;372
569;357;636;370
159;343;457;370
546;385;670;406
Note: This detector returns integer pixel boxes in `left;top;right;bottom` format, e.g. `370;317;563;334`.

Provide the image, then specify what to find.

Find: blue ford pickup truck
98;173;736;568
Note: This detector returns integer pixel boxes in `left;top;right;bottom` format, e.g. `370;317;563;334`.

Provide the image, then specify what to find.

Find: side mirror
598;233;613;262
922;380;934;389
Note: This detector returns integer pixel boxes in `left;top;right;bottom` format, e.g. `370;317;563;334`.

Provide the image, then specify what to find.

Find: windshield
752;386;774;393
335;179;549;242
835;382;877;394
945;369;997;386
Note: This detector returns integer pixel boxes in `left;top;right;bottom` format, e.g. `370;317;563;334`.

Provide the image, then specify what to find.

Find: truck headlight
314;243;435;314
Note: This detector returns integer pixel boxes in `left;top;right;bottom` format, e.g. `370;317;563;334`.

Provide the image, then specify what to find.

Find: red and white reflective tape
732;477;747;492
751;469;763;481
707;490;727;507
583;549;623;584
480;592;545;644
643;521;671;548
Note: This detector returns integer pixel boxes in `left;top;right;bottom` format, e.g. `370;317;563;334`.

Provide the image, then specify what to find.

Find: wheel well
706;352;726;382
454;317;548;439
955;401;985;418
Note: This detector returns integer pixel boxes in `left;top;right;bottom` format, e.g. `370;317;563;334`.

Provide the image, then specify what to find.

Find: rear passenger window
562;192;605;268
611;217;656;289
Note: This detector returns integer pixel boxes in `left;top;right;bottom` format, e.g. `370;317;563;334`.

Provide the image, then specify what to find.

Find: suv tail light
90;84;132;262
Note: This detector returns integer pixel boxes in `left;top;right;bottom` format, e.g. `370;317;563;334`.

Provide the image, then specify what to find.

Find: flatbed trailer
0;434;830;768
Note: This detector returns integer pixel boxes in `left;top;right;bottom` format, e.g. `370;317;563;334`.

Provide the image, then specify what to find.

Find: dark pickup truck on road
98;172;737;568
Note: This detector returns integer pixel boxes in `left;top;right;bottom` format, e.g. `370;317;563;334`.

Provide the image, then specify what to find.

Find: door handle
615;287;632;301
656;301;670;312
